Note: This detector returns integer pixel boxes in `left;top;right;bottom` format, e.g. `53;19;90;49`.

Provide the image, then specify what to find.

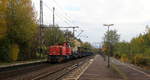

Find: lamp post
103;24;114;68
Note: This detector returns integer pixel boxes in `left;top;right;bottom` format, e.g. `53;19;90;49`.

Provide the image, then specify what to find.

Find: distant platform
0;59;46;69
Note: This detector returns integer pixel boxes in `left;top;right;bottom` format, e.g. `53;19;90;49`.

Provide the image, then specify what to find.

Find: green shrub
0;38;11;62
132;54;150;66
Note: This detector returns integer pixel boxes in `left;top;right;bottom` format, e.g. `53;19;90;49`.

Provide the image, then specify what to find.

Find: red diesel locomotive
47;42;72;62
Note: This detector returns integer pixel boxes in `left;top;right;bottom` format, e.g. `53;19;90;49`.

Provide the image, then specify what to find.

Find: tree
64;30;75;47
0;0;8;40
6;0;37;44
114;26;150;65
0;0;38;61
102;30;120;56
80;42;93;52
114;41;130;58
103;30;120;45
44;26;65;46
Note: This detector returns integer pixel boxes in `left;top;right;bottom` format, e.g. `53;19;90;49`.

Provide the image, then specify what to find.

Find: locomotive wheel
47;56;51;62
57;57;64;63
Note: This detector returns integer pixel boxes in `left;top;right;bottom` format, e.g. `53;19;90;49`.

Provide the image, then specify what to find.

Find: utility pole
53;7;55;27
103;24;114;68
52;7;57;44
39;0;43;57
40;0;43;25
72;27;76;37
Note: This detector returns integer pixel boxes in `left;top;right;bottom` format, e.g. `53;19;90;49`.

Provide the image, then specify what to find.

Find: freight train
47;42;93;62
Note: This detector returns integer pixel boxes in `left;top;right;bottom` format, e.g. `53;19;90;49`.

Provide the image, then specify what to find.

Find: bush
132;54;150;66
0;38;11;62
9;44;20;61
120;54;128;62
138;58;150;66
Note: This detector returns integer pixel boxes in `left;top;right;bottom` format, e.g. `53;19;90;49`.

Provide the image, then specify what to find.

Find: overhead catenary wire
41;0;79;38
52;0;73;22
43;0;74;26
43;2;72;26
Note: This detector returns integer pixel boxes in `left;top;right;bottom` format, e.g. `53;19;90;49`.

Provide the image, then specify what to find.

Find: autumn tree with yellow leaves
114;27;150;68
0;0;37;61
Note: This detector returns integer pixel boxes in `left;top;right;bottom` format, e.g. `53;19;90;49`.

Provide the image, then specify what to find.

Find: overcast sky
32;0;150;45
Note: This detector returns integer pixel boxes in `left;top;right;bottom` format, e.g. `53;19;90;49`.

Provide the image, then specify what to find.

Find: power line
43;1;72;23
55;13;72;25
43;2;72;26
52;0;72;18
51;0;73;24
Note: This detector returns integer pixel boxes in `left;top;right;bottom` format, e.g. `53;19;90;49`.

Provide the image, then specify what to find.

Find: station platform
79;55;123;80
0;59;46;69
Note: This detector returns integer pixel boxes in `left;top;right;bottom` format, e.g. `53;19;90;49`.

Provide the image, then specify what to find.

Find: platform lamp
103;24;114;68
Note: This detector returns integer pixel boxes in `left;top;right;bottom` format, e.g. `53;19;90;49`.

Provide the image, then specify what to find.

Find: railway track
0;61;48;79
32;59;87;80
0;56;93;80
